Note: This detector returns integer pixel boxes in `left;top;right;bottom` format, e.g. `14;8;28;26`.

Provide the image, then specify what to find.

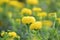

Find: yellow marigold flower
37;12;47;17
42;20;53;27
9;1;24;8
32;7;42;12
22;16;36;24
21;8;32;15
48;12;57;17
26;0;38;5
56;18;60;24
0;7;3;12
8;32;17;38
8;12;12;18
30;21;42;30
0;0;9;5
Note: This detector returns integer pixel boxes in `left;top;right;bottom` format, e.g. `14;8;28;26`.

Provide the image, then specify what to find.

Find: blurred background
18;0;60;17
0;0;60;40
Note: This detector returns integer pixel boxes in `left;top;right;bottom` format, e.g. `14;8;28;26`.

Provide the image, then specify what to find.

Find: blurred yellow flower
42;20;53;27
19;2;24;8
8;12;12;18
1;31;7;36
37;12;47;17
22;16;36;24
0;7;3;12
30;21;42;30
21;8;32;15
9;1;24;8
32;7;42;12
1;31;5;36
26;0;38;5
0;0;9;5
8;32;17;38
48;12;57;17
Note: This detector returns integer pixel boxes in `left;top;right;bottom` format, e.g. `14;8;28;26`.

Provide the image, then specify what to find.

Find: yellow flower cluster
21;8;32;15
8;32;17;38
37;12;47;17
22;16;36;24
30;21;42;30
1;31;20;38
26;0;39;5
1;0;59;40
9;1;24;8
32;7;42;12
0;0;59;38
0;0;24;8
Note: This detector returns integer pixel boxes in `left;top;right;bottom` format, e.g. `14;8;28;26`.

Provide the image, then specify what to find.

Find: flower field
0;0;60;40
